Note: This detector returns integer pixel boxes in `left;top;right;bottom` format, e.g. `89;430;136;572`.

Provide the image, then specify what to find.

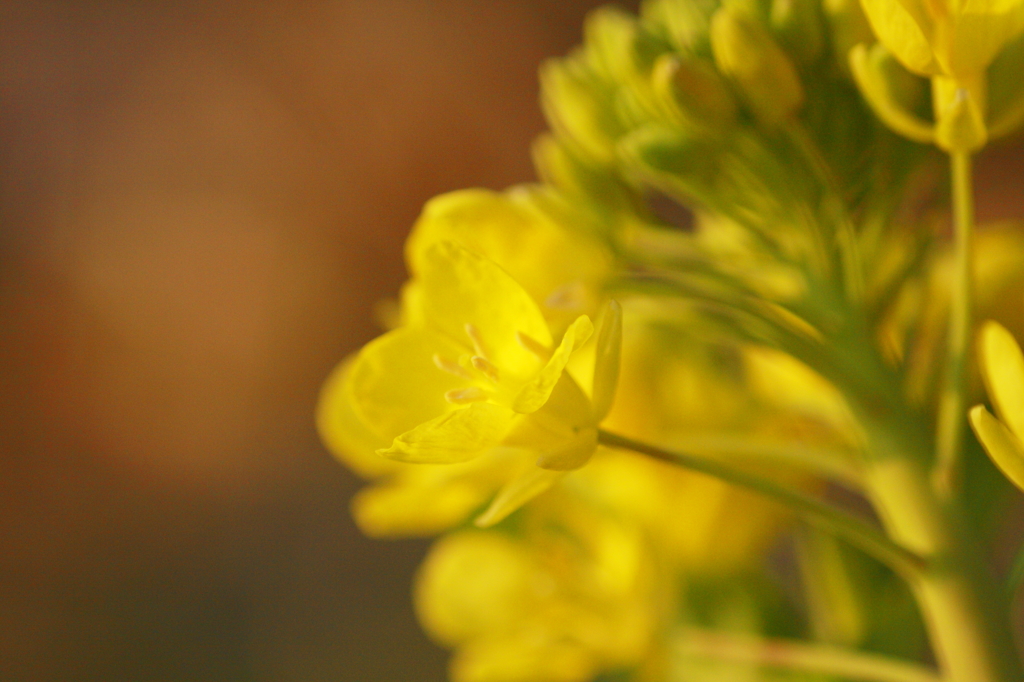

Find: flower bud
651;53;738;130
771;0;825;66
822;0;873;74
642;0;714;52
584;7;639;83
931;74;988;153
540;56;622;163
710;5;805;126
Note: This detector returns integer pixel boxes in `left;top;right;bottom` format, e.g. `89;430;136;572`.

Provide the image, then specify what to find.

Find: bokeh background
0;2;1021;681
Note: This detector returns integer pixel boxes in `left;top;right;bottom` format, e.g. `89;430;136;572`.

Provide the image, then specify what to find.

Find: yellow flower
859;0;1024;78
324;240;621;528
853;0;1024;149
969;320;1024;491
414;495;659;682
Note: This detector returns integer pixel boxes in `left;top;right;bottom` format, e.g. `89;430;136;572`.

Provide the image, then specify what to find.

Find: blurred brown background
0;2;615;680
0;2;1021;681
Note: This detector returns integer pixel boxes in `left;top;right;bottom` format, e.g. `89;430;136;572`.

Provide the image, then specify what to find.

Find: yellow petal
591;300;623;421
513;315;593;413
474;465;563;527
978;320;1024;439
405;189;610;331
451;637;594;682
710;6;805;126
315;357;396;479
348;326;471;443
418;241;552;379
382;401;517;464
969;405;1024;491
859;0;941;75
935;2;1024;76
414;531;536;645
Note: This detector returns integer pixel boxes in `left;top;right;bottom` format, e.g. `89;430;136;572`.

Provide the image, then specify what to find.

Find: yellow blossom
859;0;1024;78
853;0;1024;149
323;240;621;528
402;187;612;333
317;358;525;536
414;495;659;682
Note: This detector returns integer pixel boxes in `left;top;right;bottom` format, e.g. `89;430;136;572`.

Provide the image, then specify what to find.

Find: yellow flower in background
582;302;844;573
858;0;1024;78
321;240;621;528
969;320;1024;491
414;496;659;682
853;0;1024;149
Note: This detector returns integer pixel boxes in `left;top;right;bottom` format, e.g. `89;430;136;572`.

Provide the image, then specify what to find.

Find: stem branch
933;151;973;497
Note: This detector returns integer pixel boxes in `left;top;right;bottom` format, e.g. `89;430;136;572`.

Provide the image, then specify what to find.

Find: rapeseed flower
414;493;660;682
321;240;621;528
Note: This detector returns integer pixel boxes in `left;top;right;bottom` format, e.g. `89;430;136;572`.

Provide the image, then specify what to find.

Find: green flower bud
641;0;716;53
585;7;640;83
540;55;623;163
771;0;825;66
822;0;873;74
618;124;723;202
652;53;739;130
710;5;805;126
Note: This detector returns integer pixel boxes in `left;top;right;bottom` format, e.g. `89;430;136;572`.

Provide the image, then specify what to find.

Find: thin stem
667;433;863;489
933;151;974;498
596;429;925;577
675;626;944;682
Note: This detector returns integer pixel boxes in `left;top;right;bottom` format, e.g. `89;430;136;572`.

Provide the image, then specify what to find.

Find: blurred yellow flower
414;496;659;682
854;0;1024;149
404;189;611;334
859;0;1024;78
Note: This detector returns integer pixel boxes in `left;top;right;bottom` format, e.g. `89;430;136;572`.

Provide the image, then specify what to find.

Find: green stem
675;626;944;682
596;429;925;577
864;452;1018;682
933;151;973;498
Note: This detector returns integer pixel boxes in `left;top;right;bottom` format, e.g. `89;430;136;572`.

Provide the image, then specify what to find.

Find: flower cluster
317;0;1024;680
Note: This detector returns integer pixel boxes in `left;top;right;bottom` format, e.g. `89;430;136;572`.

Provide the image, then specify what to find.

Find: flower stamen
545;281;588;311
445;387;489;404
434;354;474;380
464;323;492;360
471;356;501;383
